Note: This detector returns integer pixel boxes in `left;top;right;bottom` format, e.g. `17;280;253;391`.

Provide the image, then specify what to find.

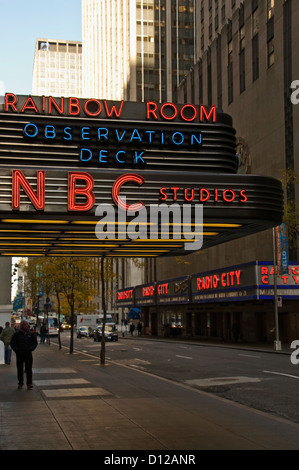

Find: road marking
186;376;261;387
264;370;299;380
33;368;77;374
34;378;89;386
41;387;111;398
239;354;261;358
176;355;192;360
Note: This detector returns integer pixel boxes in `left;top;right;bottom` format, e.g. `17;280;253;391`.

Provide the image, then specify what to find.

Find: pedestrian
40;322;47;343
137;321;142;336
130;322;135;336
0;321;15;364
10;320;38;389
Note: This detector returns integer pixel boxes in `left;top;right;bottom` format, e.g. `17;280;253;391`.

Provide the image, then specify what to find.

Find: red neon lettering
84;99;102;117
112;174;144;212
261;266;268;274
68;172;95;211
240;189;247;202
184;188;195;202
160;187;167;201
160;103;178;120
21;97;38;113
180;104;197;122
5;93;17;112
171;187;180;201
146;101;158;120
200;188;210;202
104;100;124;118
143;286;154;296
48;96;64;115
12;170;45;210
200;105;216;122
261;275;268;284
68;97;81;116
223;189;236;202
158;283;168;294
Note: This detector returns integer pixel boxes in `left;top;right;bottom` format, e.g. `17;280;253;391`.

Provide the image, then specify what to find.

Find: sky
0;0;82;95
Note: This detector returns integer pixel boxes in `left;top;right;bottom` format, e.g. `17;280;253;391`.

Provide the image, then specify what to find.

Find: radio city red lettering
260;266;299;284
118;290;133;300
197;270;241;290
143;286;154;297
158;283;168;295
5;93;216;123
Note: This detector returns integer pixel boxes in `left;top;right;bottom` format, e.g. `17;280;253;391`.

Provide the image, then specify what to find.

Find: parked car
77;326;90;338
93;325;118;342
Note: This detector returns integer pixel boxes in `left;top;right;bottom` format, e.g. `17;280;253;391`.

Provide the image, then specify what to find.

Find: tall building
81;0;197;101
147;0;299;343
32;39;83;97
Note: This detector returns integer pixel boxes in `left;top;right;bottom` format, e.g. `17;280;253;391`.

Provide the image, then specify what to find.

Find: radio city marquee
117;262;299;308
0;93;283;257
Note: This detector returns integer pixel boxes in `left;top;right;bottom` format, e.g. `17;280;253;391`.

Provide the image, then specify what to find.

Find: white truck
76;313;115;330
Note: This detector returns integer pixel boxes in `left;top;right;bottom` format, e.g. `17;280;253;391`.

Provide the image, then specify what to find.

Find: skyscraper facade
32;39;82;97
81;0;197;101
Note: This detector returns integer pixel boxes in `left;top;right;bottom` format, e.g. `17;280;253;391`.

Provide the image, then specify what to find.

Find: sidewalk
1;340;299;451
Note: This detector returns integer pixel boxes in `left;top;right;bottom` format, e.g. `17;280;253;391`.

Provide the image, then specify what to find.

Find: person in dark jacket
11;320;38;389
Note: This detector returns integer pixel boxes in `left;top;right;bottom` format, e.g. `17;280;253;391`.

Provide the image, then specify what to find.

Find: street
55;331;299;426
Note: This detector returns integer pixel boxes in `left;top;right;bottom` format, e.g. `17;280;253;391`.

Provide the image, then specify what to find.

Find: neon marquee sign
10;170;248;213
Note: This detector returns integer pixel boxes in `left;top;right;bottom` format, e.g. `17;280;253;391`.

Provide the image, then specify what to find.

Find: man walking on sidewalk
0;321;15;364
11;320;38;389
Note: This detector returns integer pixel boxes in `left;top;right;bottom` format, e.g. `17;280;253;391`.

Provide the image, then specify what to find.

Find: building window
239;49;245;93
252;34;259;81
267;0;274;20
198;60;203;104
239;20;245;94
267;38;274;68
267;2;274;68
228;40;233;104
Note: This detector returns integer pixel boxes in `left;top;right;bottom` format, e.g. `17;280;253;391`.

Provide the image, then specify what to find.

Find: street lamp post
273;227;282;351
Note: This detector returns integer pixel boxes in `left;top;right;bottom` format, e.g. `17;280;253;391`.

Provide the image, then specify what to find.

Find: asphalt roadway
1;338;299;456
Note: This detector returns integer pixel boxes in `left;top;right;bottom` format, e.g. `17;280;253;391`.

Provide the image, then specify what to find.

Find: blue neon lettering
115;129;126;142
171;132;184;145
116;150;126;163
81;127;91;140
191;133;202;145
130;129;142;142
24;123;38;138
145;130;155;143
99;150;108;162
80;148;92;161
45;125;56;139
135;151;145;164
98;128;109;141
63;127;72;140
